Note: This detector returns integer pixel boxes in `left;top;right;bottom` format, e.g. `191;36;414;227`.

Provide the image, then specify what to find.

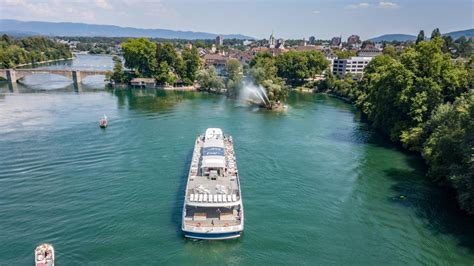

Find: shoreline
16;57;75;68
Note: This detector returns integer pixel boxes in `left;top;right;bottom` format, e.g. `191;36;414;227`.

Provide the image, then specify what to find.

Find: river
0;55;473;265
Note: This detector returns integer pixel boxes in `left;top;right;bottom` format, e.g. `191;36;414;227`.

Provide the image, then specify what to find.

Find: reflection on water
0;55;473;264
5;54;113;91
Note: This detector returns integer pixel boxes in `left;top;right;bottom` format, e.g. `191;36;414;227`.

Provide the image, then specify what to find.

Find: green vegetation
318;37;474;214
113;38;202;86
105;56;129;84
0;34;72;68
196;66;224;93
225;58;243;97
249;50;329;103
416;30;425;44
334;50;357;59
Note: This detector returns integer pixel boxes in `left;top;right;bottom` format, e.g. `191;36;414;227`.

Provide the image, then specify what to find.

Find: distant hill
0;19;254;40
445;29;474;40
369;34;416;42
369;29;474;42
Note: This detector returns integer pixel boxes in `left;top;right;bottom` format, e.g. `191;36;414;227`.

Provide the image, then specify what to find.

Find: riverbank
109;83;197;91
16;57;74;68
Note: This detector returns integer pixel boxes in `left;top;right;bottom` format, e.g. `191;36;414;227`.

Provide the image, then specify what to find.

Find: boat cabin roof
205;128;223;140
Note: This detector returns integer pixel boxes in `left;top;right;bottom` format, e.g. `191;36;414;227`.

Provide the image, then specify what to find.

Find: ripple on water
0;90;473;264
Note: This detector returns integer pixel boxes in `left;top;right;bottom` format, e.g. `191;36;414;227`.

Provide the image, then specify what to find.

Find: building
309;36;316;45
243;40;253;46
276;38;285;49
203;53;229;75
332;56;373;78
131;78;156;88
268;32;276;48
216;35;223;46
185;43;193;49
347;35;361;45
331;36;342;47
357;48;383;57
290;45;323;52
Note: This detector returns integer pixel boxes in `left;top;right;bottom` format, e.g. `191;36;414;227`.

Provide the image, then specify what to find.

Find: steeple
269;30;276;48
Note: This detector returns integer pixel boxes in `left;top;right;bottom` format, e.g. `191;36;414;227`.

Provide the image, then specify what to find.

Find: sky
0;0;473;39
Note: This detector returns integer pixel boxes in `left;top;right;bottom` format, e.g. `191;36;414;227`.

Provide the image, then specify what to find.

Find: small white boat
99;114;108;128
35;243;54;266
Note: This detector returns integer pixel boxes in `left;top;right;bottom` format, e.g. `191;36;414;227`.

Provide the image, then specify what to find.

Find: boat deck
186;135;241;204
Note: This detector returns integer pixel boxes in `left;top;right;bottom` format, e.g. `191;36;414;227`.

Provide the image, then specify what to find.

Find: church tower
269;31;276;48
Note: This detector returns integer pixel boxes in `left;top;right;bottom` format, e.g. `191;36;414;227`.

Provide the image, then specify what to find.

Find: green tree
416;30;425;44
430;28;441;39
249;52;287;102
155;61;177;85
422;91;474;213
275;50;329;85
225;58;243;97
156;43;178;68
355;37;473;214
196;67;224;93
334;50;357;59
121;38;157;77
317;71;335;92
181;47;201;85
109;55;126;83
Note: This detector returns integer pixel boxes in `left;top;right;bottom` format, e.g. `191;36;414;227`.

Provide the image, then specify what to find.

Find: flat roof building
332;56;372;78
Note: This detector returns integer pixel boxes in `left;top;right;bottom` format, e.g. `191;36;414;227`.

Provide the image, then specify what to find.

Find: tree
196;67;224;92
121;38;157;77
225;58;243;97
156;43;177;66
416;30;425;44
421;91;474;213
355;37;473;214
275;50;329;85
155;61;177;85
181;47;201;85
109;55;125;83
430;28;441;39
382;46;397;58
249;52;287;102
455;36;472;58
317;71;335;92
334;50;357;59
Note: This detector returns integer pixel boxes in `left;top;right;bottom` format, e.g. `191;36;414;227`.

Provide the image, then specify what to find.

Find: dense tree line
319;36;474;214
196;58;244;96
0;35;72;68
249;50;329;103
114;38;201;86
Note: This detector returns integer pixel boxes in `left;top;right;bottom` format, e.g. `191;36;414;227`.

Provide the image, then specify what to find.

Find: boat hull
183;230;242;240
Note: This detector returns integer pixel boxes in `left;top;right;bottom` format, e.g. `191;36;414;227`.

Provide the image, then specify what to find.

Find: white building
332;56;373;78
216;35;223;46
268;32;276;48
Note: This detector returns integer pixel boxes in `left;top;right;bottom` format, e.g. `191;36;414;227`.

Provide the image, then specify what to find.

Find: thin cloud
345;2;371;9
312;10;321;14
378;1;399;9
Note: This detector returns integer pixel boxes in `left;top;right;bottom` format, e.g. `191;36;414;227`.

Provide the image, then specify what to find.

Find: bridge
0;69;109;90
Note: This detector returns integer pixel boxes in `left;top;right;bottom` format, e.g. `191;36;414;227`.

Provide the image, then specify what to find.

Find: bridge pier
6;69;17;84
72;71;81;91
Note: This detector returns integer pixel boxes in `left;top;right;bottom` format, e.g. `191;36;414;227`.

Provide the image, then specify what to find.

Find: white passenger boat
182;128;244;240
35;243;54;266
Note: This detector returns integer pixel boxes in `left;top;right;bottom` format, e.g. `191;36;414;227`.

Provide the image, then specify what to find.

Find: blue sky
0;0;472;39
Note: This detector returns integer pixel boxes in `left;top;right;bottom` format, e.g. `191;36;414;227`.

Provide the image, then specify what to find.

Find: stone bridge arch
1;69;109;87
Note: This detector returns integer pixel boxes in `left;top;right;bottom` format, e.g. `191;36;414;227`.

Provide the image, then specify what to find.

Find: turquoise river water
0;55;473;265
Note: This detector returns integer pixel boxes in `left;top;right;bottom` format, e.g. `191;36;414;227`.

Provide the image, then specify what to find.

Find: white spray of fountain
239;80;271;108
